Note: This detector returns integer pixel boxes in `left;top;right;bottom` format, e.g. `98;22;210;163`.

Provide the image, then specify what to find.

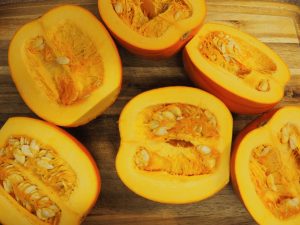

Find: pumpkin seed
37;159;54;170
281;125;290;144
181;31;191;40
14;152;26;164
287;197;299;207
257;79;269;92
154;127;168;136
259;146;271;156
3;179;13;193
114;2;123;14
41;208;56;218
266;174;277;192
197;145;211;154
30;139;40;152
162;111;176;120
174;11;181;20
0;148;5;156
24;185;37;194
207;159;216;169
289;134;297;150
149;120;159;130
56;56;70;65
21;145;33;157
33;37;45;50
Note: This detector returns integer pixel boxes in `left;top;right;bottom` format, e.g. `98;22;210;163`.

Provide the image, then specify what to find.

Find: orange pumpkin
9;5;122;127
231;106;300;224
0;117;100;225
116;86;233;203
98;0;206;58
183;23;290;114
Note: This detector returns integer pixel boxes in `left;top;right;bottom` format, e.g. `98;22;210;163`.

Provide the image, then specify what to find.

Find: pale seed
30;139;40;152
162;111;176;120
56;56;70;65
37;159;54;170
210;54;217;61
257;79;269;92
33;37;45;50
289;134;298;150
24;185;37;194
197;145;211;154
114;2;123;14
153;112;164;121
169;106;182;117
21;145;33;157
209;117;217;127
135;149;150;167
8;174;24;183
287;197;299;207
176;116;184;120
174;11;181;20
259;146;271;156
30;192;41;201
3;179;13;193
8;138;19;145
0;148;5;156
281;125;290;144
41;208;56;218
14;152;26;164
207;159;216;169
154;127;168;136
149;120;159;130
267;174;277;192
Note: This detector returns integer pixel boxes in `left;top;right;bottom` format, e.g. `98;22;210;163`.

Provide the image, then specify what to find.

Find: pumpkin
0;117;100;225
8;5;122;127
116;86;232;203
98;0;206;58
183;23;290;114
231;106;300;224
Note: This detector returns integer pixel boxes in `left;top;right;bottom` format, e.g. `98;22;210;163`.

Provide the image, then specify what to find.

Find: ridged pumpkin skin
9;5;122;127
183;23;290;114
116;86;232;203
98;0;206;58
0;117;100;225
231;106;300;224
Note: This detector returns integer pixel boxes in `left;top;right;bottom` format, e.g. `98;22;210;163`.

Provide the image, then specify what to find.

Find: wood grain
0;1;299;225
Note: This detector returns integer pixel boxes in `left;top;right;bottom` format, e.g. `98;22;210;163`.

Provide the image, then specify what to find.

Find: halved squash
183;23;290;114
98;0;206;58
9;5;122;127
116;86;232;203
231;106;300;224
0;117;100;225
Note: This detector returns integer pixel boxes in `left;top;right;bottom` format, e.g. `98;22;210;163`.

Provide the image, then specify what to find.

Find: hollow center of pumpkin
112;0;192;37
25;21;104;105
199;31;277;92
249;124;300;219
0;135;77;223
134;103;220;176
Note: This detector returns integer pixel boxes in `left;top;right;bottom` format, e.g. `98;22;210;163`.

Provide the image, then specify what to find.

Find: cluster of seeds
111;0;192;37
134;103;220;176
0;161;60;223
26;21;104;105
134;145;218;176
199;31;274;92
146;103;218;139
250;126;300;219
0;136;76;198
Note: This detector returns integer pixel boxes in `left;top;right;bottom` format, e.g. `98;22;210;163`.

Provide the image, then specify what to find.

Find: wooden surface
0;0;300;224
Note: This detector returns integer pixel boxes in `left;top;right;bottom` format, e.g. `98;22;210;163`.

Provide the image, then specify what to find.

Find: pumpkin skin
0;117;100;225
231;106;300;224
183;23;290;114
98;0;206;58
116;86;232;203
9;5;122;127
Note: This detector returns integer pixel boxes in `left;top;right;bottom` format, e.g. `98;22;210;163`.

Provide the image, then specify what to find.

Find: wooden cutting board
0;1;299;224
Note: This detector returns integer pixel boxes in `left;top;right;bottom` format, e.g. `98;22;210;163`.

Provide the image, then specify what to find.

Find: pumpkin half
116;86;232;203
231;106;300;224
9;5;122;127
98;0;206;58
183;23;290;114
0;117;100;225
